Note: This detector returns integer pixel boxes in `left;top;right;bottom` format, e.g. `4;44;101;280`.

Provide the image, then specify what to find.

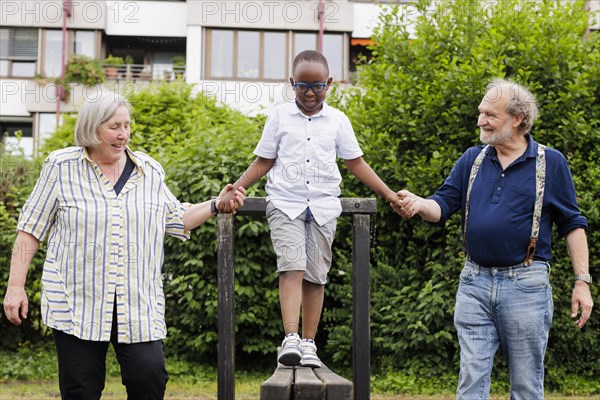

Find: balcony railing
102;63;186;81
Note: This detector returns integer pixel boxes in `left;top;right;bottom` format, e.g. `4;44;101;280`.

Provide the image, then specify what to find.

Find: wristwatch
210;199;220;215
574;274;592;284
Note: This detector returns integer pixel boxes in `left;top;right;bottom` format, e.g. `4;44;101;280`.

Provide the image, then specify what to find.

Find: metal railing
102;63;186;81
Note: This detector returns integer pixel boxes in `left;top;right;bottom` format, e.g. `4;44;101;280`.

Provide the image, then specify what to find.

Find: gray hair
484;78;539;133
74;92;133;147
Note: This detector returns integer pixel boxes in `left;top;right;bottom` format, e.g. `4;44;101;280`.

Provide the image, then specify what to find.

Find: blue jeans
454;260;553;400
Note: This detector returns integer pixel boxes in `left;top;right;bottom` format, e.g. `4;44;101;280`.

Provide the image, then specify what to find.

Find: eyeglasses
292;82;328;95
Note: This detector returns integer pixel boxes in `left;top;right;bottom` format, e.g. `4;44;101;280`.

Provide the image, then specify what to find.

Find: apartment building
1;0;392;156
1;0;598;157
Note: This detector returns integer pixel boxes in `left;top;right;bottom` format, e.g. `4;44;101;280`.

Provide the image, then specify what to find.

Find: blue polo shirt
429;134;587;268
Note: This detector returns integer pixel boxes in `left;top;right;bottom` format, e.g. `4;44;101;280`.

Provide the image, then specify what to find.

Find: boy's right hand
395;190;421;218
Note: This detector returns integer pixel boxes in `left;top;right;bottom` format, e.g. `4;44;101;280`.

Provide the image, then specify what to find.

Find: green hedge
330;0;599;390
1;0;598;393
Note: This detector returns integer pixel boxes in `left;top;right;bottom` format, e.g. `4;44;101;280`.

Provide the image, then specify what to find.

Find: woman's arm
182;184;246;231
3;230;40;325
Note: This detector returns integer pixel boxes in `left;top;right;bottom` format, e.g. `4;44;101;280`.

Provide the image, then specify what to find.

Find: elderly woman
3;92;245;399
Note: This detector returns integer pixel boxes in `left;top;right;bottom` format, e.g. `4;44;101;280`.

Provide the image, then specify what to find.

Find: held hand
394;190;422;218
3;286;28;325
216;185;246;214
571;281;593;329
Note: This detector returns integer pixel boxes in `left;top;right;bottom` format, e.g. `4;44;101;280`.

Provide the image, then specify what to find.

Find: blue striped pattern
18;147;190;343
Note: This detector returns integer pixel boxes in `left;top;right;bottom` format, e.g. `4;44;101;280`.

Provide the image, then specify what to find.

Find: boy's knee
280;270;305;281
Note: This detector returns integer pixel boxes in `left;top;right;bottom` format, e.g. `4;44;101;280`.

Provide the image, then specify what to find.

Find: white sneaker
278;333;302;366
300;338;321;368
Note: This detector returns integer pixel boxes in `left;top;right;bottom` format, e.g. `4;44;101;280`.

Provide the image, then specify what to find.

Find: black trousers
52;306;168;400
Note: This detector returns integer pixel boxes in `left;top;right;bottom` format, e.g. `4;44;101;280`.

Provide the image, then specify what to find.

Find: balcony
102;63;186;81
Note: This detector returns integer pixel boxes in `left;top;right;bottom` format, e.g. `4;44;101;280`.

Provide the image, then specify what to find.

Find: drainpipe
57;0;72;121
317;0;324;52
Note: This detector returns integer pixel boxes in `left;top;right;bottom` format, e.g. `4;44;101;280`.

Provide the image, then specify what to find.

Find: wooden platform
261;364;353;400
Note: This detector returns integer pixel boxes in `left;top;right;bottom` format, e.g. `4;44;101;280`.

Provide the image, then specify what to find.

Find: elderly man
396;78;593;400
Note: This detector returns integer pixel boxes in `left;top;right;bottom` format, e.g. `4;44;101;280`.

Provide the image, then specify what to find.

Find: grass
1;345;598;399
1;377;599;400
2;377;599;400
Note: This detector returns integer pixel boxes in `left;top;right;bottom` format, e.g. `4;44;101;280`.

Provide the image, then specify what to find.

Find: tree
331;0;599;390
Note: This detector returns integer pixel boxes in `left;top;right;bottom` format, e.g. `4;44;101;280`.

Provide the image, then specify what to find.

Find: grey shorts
266;202;337;285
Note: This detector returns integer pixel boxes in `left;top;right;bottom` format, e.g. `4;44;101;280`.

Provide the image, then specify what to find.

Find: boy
220;50;399;367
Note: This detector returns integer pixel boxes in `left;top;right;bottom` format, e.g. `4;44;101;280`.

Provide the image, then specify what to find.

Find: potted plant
103;55;124;78
171;56;185;79
65;55;105;86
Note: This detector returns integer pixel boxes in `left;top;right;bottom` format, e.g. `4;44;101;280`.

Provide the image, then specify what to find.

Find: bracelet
210;199;220;215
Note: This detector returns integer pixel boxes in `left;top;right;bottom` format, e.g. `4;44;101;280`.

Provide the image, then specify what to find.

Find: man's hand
3;285;28;325
571;281;593;329
394;190;422;218
217;184;246;214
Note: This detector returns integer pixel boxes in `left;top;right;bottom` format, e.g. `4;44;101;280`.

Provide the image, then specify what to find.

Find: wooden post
217;198;375;398
352;214;371;400
217;213;235;400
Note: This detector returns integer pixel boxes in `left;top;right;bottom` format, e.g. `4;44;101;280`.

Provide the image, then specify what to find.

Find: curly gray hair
485;78;539;134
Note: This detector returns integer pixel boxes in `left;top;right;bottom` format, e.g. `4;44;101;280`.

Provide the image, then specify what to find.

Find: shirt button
501;173;505;177
306;159;310;163
307;138;311;141
307;199;310;202
308;118;312;121
306;181;310;184
497;187;501;191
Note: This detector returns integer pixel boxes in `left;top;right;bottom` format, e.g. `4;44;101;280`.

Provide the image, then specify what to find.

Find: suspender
464;144;546;266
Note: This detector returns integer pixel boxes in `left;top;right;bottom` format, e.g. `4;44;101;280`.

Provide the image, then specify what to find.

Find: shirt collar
289;101;330;118
486;133;537;162
81;146;146;174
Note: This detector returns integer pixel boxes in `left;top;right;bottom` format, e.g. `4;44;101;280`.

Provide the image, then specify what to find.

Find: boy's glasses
292;82;328;95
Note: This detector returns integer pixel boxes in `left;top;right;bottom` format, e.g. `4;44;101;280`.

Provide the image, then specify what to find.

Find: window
74;31;95;58
0;27;38;78
263;32;287;80
210;30;234;78
237;31;260;79
0;121;34;157
205;29;347;81
44;30;62;77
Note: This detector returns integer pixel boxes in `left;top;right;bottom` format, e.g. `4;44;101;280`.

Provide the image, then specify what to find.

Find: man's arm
344;156;398;204
219;157;275;212
3;231;40;325
565;227;593;329
396;190;442;223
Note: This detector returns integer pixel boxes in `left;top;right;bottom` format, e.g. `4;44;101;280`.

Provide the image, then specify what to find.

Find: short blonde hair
74;91;133;147
485;78;539;134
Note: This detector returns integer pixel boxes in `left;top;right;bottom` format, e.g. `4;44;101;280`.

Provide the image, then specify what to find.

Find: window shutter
0;28;38;61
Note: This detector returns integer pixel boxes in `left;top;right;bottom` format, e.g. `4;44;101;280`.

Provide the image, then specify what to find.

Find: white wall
0;0;106;29
105;1;187;36
0;80;32;116
188;0;353;32
193;81;293;117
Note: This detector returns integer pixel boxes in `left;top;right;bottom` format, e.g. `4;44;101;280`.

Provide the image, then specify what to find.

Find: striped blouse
17;146;190;343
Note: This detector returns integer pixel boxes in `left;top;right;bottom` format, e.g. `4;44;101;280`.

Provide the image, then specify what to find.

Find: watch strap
574;274;592;284
211;199;219;215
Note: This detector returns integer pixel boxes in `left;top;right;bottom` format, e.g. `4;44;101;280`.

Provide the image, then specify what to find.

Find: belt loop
508;266;514;278
471;261;480;276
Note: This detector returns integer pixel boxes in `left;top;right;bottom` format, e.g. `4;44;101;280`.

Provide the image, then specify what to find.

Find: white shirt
17;147;190;343
254;102;363;225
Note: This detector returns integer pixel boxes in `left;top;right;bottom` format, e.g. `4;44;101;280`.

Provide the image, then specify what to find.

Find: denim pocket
459;265;475;283
514;269;549;291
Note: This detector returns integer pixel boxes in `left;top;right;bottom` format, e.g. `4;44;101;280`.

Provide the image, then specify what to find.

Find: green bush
329;0;599;389
1;0;598;390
